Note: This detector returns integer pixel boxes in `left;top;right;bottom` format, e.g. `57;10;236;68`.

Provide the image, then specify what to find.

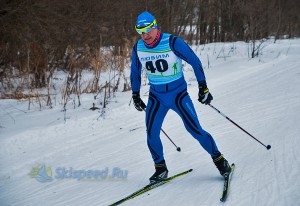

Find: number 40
145;59;168;73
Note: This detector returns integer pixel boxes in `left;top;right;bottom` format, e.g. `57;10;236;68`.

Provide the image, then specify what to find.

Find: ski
109;169;193;206
220;163;235;202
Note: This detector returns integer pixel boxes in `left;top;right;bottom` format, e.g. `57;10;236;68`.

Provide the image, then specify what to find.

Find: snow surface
1;38;300;206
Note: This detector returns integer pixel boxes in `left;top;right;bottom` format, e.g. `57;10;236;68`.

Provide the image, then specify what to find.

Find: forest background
1;0;299;103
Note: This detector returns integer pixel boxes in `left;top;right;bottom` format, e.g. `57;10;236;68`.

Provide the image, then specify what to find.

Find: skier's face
140;28;158;45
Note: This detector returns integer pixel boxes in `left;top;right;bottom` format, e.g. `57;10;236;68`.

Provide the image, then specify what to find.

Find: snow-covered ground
1;38;300;206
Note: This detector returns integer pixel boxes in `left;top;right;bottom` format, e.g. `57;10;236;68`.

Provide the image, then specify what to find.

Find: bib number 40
146;59;168;73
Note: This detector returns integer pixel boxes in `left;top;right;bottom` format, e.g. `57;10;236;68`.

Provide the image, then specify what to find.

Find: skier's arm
169;35;206;84
130;43;143;92
170;35;213;104
130;43;147;111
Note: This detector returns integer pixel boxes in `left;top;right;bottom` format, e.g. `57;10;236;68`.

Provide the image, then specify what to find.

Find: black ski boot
213;154;231;178
149;160;168;183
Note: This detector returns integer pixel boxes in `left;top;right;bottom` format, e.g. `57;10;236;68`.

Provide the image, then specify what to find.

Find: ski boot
213;154;231;178
149;160;168;184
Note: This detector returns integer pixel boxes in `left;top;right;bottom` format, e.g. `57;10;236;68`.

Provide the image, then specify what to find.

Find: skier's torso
136;33;183;86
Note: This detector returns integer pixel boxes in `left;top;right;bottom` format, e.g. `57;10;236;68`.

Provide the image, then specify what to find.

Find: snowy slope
0;39;300;206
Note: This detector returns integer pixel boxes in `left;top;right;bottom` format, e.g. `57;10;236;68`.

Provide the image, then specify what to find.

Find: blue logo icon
28;164;53;183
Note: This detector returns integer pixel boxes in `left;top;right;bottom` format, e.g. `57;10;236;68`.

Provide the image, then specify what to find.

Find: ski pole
160;128;181;152
208;104;271;150
142;108;181;152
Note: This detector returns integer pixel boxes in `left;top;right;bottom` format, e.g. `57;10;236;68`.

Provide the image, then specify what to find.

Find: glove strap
203;88;209;94
198;81;208;95
132;91;140;99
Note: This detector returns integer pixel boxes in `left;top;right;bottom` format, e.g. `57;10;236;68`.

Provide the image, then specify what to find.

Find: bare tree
0;0;299;100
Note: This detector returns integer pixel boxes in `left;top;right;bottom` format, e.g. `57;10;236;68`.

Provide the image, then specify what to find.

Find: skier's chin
143;39;153;44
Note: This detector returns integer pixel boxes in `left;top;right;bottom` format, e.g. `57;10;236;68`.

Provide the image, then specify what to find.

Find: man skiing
130;11;231;183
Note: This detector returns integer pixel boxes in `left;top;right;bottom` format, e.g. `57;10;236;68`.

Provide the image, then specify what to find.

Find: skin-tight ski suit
131;33;221;163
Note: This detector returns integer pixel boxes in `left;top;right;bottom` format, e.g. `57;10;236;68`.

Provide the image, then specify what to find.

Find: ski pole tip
266;145;271;150
177;147;181;152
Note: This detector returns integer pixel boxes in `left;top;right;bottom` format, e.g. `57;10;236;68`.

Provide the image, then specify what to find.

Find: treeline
0;0;299;93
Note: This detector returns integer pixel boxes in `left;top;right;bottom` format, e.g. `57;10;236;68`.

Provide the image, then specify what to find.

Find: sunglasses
135;19;157;34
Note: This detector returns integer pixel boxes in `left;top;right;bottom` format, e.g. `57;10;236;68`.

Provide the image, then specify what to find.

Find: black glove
132;91;146;111
198;82;213;105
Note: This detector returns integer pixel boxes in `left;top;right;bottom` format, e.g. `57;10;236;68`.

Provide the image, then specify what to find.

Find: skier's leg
146;92;169;164
173;89;220;157
171;89;231;176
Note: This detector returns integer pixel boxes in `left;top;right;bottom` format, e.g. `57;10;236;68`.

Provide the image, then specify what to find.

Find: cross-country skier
130;11;231;183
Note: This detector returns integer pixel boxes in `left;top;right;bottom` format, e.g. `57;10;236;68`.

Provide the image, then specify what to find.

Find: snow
1;38;300;206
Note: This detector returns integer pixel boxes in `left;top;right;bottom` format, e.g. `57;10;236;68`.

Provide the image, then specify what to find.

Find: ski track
0;39;300;206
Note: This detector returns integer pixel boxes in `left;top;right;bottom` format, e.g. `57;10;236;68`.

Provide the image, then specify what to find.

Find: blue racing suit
131;33;221;163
